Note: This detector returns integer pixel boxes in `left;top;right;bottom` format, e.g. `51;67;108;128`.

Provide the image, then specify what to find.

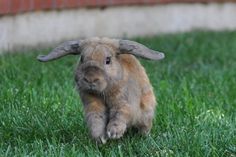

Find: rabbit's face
75;43;122;93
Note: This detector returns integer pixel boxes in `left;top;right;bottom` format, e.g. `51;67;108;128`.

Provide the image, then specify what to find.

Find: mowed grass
0;31;236;156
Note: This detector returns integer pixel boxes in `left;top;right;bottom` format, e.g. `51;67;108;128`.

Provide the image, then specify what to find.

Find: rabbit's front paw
90;128;107;144
94;135;107;144
106;121;127;139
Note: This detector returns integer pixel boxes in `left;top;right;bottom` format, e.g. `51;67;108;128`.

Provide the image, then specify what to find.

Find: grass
0;31;236;157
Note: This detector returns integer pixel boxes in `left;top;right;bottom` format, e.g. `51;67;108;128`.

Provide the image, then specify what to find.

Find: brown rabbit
37;38;164;144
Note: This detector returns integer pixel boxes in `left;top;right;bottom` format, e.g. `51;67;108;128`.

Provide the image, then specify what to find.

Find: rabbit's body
38;38;164;144
112;54;156;128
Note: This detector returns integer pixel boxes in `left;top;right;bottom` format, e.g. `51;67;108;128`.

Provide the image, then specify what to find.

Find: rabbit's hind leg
138;90;156;135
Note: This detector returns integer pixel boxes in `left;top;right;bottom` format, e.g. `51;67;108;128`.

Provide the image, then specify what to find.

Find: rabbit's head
37;38;164;93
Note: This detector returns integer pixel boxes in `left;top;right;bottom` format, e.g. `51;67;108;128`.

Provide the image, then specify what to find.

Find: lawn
0;31;236;157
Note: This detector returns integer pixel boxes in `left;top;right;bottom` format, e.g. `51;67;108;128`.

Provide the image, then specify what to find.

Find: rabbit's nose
84;77;99;84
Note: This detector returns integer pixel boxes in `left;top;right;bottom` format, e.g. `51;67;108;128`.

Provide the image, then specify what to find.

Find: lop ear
37;40;81;62
119;40;165;60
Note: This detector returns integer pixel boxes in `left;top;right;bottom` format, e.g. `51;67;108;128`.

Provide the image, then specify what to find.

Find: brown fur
75;39;157;143
39;37;164;144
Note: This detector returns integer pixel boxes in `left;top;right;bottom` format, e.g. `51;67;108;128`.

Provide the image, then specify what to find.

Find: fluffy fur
37;37;164;144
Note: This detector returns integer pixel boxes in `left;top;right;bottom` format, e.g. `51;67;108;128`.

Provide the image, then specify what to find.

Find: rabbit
37;37;165;144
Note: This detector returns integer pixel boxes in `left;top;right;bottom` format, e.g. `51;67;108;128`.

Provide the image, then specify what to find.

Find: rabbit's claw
106;122;126;139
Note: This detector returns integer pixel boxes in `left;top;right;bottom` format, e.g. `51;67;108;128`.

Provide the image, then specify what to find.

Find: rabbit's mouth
76;76;107;94
83;83;107;94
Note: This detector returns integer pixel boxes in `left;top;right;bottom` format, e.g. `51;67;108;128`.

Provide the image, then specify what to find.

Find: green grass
0;31;236;157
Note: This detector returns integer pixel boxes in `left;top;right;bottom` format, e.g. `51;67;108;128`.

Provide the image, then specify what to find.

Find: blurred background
0;0;236;52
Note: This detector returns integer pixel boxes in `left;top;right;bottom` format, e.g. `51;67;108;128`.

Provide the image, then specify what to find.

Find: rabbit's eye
105;57;111;65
